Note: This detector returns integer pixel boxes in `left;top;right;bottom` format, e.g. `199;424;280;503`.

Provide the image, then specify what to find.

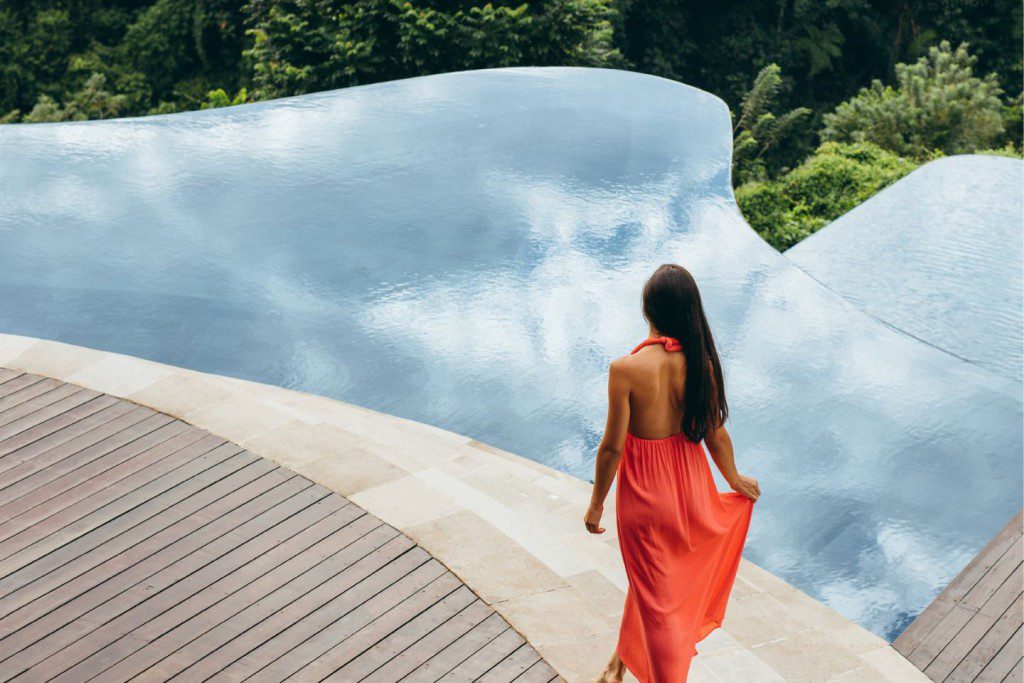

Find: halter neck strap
631;336;683;354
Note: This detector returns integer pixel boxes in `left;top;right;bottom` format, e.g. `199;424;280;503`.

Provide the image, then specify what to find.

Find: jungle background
2;0;1020;248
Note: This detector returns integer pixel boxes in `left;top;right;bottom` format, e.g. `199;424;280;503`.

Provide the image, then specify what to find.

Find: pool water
788;155;1023;384
1;67;1020;640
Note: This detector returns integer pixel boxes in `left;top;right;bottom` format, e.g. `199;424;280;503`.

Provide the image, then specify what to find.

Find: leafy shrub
736;142;920;250
201;87;248;109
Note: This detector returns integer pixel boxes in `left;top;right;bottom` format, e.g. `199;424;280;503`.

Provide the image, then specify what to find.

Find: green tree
1;0;1019;133
822;41;1005;157
621;0;1020;112
732;63;811;185
243;0;622;100
1002;92;1023;151
0;0;247;121
0;6;74;116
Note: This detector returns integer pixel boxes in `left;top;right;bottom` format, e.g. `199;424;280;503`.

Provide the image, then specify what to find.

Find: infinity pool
788;155;1024;383
1;68;1020;640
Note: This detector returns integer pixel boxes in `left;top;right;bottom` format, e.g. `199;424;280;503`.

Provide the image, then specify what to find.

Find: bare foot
592;651;625;683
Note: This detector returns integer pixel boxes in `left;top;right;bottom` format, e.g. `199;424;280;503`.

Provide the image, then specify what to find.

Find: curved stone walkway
0;369;559;682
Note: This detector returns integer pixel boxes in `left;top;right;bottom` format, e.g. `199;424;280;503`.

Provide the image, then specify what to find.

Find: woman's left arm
584;358;631;534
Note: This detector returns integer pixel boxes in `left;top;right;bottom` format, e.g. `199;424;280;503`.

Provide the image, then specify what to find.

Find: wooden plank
895;596;959;658
0;386;100;439
980;562;1024;619
479;642;544;682
514;658;562;682
0;374;52;404
0;394;124;460
976;625;1022;682
925;608;1000;680
162;527;410;681
0;403;151;488
203;538;429;681
116;513;383;682
405;612;511;682
0;368;23;386
964;537;1024;612
924;560;1023;681
0;423;201;551
0;433;229;580
360;598;494;682
0;462;294;638
906;603;975;670
896;510;1024;660
271;568;462;682
0;382;86;424
324;584;479;681
438;630;530;682
0;479;324;677
50;495;353;682
0;383;558;683
0;412;176;511
949;593;1024;681
0;451;266;620
947;511;1024;604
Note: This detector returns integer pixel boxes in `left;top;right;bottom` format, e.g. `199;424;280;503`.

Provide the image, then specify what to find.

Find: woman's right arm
584;358;631;533
705;423;760;501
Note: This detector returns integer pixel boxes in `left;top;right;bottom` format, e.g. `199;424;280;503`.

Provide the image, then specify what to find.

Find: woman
585;263;760;683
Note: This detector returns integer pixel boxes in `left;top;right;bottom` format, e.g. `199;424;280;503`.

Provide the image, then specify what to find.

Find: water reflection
0;67;1020;639
787;155;1024;383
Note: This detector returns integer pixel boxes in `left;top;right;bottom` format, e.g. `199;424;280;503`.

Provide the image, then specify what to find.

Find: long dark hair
641;263;728;442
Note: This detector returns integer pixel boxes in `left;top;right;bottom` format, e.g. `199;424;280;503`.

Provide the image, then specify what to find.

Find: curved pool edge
0;332;926;682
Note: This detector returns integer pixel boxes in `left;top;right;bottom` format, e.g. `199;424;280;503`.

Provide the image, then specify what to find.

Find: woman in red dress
584;263;760;682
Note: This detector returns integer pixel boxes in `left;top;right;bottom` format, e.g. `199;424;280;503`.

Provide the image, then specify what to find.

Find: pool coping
0;333;927;682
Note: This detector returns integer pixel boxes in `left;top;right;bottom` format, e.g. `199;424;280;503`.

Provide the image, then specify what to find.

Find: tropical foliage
821;41;1006;158
736;142;921;250
734;42;1021;250
731;63;812;186
243;0;622;100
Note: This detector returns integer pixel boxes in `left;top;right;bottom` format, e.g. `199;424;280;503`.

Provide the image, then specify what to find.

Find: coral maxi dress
615;337;755;682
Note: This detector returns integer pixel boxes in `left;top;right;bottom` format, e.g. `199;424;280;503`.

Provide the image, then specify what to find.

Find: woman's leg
592;650;626;683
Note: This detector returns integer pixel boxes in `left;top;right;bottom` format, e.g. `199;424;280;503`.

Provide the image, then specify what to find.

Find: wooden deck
894;509;1023;682
0;369;561;683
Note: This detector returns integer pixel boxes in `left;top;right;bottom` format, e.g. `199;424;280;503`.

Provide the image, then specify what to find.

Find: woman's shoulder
613;347;687;384
609;352;650;382
609;353;632;371
609;353;639;378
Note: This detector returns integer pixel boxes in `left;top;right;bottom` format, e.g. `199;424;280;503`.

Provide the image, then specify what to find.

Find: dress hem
619;616;724;682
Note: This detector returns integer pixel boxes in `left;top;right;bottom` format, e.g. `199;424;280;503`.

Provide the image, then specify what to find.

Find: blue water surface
788;155;1024;383
1;68;1021;640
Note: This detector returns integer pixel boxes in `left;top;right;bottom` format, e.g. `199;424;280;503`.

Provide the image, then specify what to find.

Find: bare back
620;344;688;439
